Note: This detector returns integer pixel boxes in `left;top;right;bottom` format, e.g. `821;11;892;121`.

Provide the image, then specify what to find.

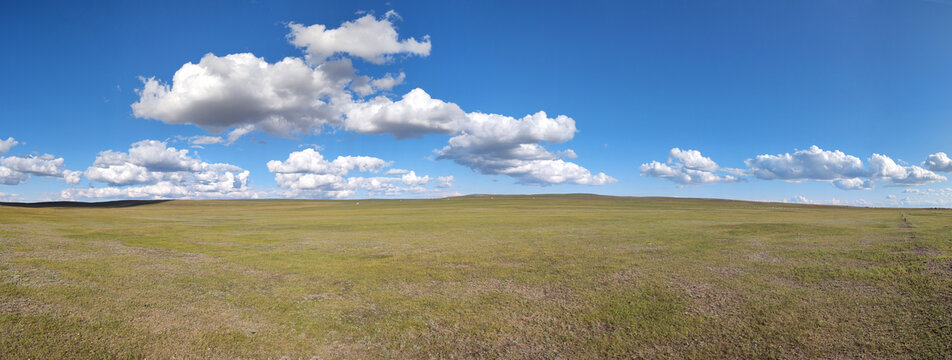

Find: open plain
1;195;950;358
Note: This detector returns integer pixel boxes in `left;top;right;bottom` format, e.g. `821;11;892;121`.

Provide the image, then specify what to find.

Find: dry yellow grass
1;195;950;358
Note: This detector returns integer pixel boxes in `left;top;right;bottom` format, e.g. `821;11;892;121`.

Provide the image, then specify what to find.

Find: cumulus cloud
0;138;80;185
132;13;611;186
266;148;390;175
343;88;465;138
2;154;68;177
267;148;454;198
869;154;946;186
348;96;612;185
351;72;406;97
0;166;28;185
557;149;578;159
639;148;739;185
669;148;718;172
64;140;251;199
923;152;952;172
436;111;613;185
0;152;81;185
132;53;349;136
832;178;874;190
746;146;867;181
646;145;949;190
287;11;431;64
0;137;18;154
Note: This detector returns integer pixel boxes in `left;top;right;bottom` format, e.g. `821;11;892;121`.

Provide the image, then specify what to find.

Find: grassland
0;194;950;359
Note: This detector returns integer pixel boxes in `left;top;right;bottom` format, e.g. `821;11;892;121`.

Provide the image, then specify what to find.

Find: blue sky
2;0;952;206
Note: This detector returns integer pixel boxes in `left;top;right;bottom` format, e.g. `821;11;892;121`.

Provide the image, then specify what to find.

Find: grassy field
0;195;950;359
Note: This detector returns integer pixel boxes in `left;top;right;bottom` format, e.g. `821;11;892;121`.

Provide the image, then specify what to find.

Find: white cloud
436;111;613;185
787;195;815;204
82;140;207;186
785;195;870;207
266;148;390;175
891;187;952;207
0;153;80;185
557;149;578;159
226;125;256;145
497;159;614;185
67;140;251;199
2;154;67;177
869;153;946;186
0;192;22;202
436;176;454;188
399;171;431;186
640;148;739;185
647;145;949;191
287;11;430;65
62;170;82;186
746;146;867;181
185;135;224;146
267;148;454;198
0;166;28;185
343;88;465;138
351;72;406;97
0;137;18;154
85;161;156;186
369;72;405;91
669;148;718;172
923;152;952;172
132;53;349;136
640;161;679;178
832;177;874;190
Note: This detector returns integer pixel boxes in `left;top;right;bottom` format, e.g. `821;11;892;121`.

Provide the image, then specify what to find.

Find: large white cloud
267;148;455;198
435;111;613;185
869;153;946;186
0;137;17;154
287;11;431;65
923;152;952;172
66;140;251;199
132;53;352;136
343;88;465;138
639;148;739;185
746;146;868;181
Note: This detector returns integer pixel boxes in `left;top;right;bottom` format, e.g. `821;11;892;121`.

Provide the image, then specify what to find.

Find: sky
2;0;952;206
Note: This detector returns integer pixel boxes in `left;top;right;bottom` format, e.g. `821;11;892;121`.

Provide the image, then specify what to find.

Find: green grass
0;195;950;358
